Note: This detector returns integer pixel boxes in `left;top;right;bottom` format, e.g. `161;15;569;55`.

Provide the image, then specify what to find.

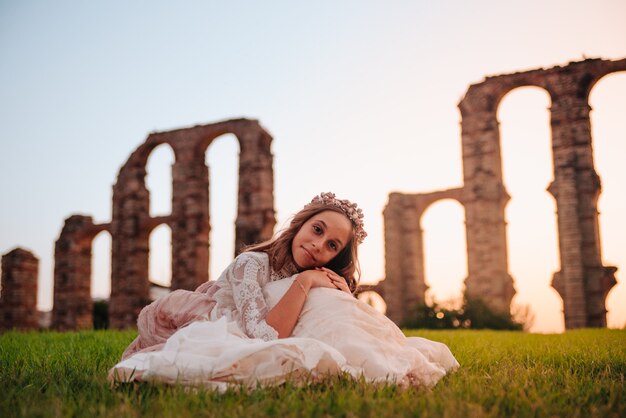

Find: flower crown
307;192;367;244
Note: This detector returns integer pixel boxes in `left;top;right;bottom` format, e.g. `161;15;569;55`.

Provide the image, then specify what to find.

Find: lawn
1;328;624;417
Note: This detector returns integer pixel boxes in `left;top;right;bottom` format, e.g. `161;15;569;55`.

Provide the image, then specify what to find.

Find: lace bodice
209;252;297;341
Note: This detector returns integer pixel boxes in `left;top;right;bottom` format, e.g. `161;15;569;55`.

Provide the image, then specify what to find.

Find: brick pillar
0;248;39;331
548;89;616;329
110;163;151;329
459;90;515;313
235;127;276;254
382;194;427;325
51;216;94;330
171;151;209;288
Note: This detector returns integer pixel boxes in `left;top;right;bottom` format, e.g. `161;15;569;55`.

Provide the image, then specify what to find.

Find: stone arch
146;143;175;217
204;133;239;278
381;58;625;329
497;86;561;332
148;222;172;287
381;189;464;325
420;198;467;306
109;118;275;329
458;78;553;317
458;58;625;328
51;215;110;330
91;229;112;300
586;70;626;328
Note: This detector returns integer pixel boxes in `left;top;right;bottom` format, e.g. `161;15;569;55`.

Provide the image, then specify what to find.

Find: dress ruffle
111;277;459;390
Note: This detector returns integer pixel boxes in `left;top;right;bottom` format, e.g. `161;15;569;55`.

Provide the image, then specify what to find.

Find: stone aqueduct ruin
52;119;277;330
0;57;624;331
380;57;624;328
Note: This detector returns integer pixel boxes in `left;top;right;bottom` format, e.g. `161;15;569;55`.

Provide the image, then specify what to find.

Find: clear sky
1;0;625;333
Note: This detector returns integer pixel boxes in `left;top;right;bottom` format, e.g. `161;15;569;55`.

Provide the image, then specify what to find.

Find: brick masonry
0;248;39;331
50;118;276;329
5;59;623;331
378;58;624;329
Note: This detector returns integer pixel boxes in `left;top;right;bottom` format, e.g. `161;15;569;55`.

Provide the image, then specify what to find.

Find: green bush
403;297;525;330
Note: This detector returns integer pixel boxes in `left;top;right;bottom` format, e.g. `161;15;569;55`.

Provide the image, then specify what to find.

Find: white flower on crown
307;192;367;244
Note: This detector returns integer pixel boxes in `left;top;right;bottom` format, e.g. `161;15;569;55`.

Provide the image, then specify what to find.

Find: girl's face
291;210;352;270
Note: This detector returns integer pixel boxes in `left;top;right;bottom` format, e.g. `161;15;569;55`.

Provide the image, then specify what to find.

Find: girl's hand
317;267;351;294
298;269;338;290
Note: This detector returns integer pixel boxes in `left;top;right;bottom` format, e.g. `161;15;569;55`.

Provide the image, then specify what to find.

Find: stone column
51;216;95;330
459;90;515;313
382;194;427;325
382;194;405;324
403;202;428;312
110;164;151;329
235;128;276;254
548;84;616;328
0;248;39;331
171;150;209;288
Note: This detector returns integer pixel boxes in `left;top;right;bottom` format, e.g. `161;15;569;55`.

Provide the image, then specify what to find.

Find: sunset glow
1;1;625;333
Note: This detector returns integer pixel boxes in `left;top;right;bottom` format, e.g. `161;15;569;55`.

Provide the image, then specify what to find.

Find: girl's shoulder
233;251;269;268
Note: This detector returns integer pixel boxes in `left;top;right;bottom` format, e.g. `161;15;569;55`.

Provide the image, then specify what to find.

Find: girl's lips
302;247;316;263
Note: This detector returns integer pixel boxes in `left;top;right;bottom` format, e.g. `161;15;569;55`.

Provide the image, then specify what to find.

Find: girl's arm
265;269;339;338
228;253;344;340
229;253;282;341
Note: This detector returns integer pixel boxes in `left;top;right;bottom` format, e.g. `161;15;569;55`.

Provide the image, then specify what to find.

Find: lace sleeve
229;254;279;341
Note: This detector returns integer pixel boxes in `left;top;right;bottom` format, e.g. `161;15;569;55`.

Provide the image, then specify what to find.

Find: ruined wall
46;119;275;330
107;118;276;329
382;57;625;328
51;216;108;330
0;248;39;331
8;60;621;331
382;189;463;325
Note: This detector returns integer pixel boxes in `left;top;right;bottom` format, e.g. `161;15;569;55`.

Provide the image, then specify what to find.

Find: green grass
1;329;624;417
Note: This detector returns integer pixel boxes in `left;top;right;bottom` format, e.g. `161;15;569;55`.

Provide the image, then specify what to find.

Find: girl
111;192;458;390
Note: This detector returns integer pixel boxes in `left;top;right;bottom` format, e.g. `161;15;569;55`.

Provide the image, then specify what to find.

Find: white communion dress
109;276;459;391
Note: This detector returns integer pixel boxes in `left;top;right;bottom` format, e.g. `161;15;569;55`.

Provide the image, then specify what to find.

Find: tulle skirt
109;277;459;391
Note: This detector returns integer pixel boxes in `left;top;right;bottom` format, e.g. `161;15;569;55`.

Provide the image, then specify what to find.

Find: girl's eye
313;225;322;234
329;241;338;251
